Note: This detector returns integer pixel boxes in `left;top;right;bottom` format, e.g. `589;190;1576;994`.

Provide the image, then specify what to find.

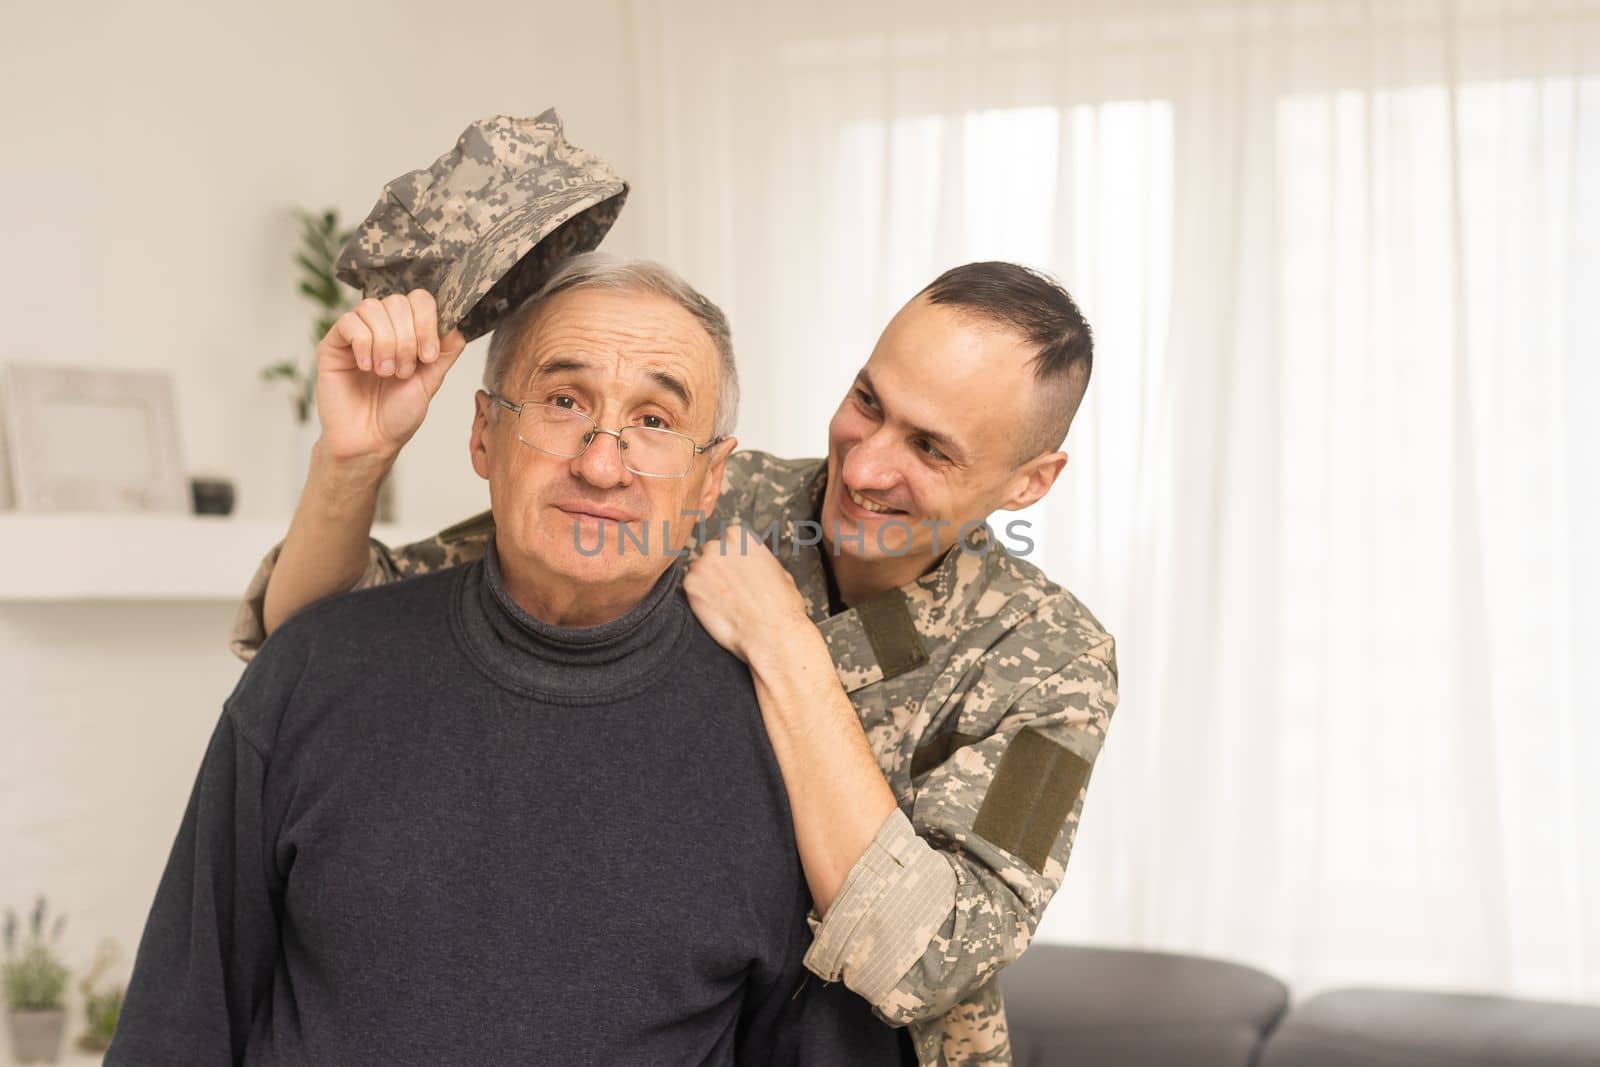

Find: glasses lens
520;403;594;457
619;427;695;477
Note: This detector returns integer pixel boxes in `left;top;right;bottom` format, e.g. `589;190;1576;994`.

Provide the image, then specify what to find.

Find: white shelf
0;514;430;601
0;1044;102;1066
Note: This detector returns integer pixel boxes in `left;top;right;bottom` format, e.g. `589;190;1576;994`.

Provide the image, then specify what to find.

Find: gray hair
482;252;739;439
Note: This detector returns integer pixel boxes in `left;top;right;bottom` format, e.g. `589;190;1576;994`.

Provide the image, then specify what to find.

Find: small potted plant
263;206;397;520
3;898;69;1065
262;207;358;426
75;939;123;1053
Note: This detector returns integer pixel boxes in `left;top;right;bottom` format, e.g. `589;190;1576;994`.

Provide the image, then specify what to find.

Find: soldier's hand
683;523;812;665
314;290;468;463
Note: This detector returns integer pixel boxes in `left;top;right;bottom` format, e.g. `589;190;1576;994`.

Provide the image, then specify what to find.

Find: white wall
0;2;633;1051
2;0;645;528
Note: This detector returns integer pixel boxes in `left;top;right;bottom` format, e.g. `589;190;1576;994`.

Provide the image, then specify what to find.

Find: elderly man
238;259;1119;1066
108;257;901;1065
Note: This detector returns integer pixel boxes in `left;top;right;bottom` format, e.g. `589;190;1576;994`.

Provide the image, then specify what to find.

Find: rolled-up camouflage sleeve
227;539;401;662
801;636;1118;1026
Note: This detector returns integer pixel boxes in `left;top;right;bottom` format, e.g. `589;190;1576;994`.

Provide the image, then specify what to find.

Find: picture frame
1;362;188;513
0;397;13;509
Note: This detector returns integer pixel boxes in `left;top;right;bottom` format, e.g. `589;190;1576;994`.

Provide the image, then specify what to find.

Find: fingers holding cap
354;298;398;377
382;293;419;379
408;289;441;364
331;308;374;371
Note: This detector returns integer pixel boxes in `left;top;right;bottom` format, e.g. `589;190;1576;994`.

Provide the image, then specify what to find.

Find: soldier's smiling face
819;295;1067;583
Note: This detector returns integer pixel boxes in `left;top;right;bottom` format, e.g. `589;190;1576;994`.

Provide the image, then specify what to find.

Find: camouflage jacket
229;451;1119;1067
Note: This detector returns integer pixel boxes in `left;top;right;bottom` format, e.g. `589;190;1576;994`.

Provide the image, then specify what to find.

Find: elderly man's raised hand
314;290;468;464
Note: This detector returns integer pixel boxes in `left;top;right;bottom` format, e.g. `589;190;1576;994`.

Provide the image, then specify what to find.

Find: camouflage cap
335;110;628;343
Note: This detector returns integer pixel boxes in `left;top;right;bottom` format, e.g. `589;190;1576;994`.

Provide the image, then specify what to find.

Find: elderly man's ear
470;389;496;481
696;437;739;516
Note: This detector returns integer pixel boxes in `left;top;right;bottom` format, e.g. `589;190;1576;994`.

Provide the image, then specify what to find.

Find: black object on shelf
189;477;236;516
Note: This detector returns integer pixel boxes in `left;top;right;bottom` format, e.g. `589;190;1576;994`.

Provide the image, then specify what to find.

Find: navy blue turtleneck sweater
108;540;901;1065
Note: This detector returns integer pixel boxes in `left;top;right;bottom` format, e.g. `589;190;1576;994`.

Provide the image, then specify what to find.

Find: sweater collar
453;534;691;704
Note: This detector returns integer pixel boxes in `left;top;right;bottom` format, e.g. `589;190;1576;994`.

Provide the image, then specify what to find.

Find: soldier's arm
240;283;467;658
260;445;393;637
802;636;1119;1026
230;504;490;663
253;444;494;651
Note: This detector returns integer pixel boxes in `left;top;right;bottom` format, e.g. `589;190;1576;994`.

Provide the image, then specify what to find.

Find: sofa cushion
1258;987;1600;1067
1000;944;1290;1067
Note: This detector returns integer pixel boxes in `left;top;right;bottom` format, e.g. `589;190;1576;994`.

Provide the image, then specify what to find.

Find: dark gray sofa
1001;945;1600;1066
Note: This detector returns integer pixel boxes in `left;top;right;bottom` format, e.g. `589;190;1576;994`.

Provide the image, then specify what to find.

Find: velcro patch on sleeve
971;728;1092;874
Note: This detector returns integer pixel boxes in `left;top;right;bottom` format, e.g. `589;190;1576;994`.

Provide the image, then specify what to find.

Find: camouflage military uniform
334;110;628;345
230;451;1119;1067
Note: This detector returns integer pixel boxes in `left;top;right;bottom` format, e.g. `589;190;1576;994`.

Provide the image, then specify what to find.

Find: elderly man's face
470;286;732;623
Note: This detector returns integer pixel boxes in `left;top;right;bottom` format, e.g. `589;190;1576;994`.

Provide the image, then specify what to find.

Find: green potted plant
262;207;357;425
75;940;123;1053
3;898;69;1065
262;207;397;520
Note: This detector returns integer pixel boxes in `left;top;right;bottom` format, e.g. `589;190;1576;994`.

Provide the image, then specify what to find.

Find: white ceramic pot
7;1008;66;1064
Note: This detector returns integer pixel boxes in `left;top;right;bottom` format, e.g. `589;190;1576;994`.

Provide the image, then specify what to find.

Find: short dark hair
920;261;1093;460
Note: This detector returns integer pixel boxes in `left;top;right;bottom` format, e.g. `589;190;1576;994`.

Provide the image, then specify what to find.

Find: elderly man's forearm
262;442;391;634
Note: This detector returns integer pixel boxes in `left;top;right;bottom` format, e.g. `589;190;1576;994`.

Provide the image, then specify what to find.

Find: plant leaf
295;254;335;289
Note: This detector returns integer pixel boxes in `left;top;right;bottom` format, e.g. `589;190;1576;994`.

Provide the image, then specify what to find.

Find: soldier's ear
998;450;1067;512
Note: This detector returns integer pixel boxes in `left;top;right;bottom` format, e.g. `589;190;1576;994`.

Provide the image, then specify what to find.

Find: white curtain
621;0;1600;1003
